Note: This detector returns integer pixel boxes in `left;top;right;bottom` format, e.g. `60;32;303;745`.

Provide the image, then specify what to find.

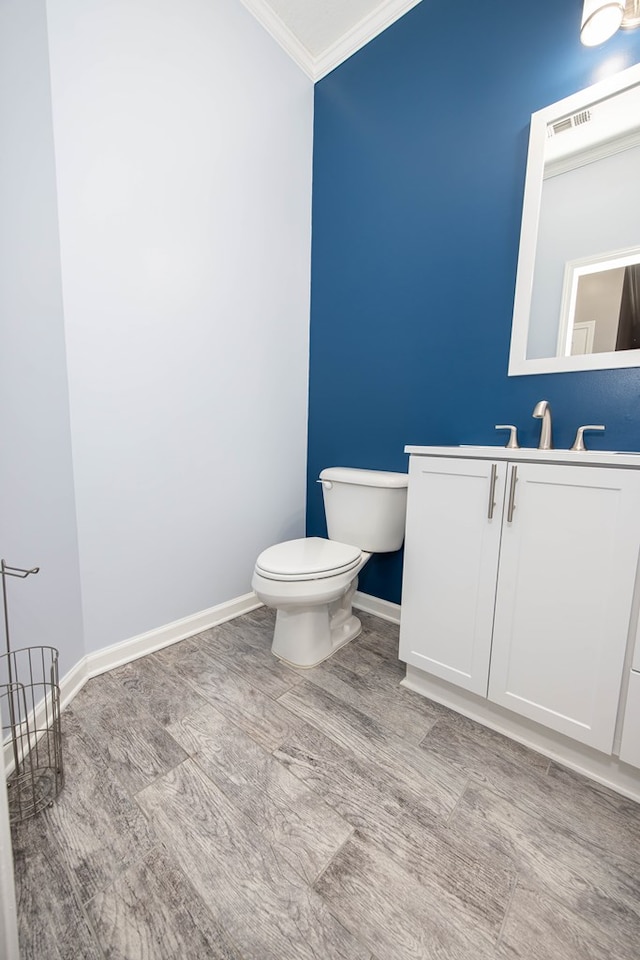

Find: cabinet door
399;456;505;696
488;463;640;752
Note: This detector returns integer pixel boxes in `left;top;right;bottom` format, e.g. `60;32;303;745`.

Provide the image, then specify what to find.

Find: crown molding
314;0;423;80
241;0;423;82
545;128;640;179
240;0;316;80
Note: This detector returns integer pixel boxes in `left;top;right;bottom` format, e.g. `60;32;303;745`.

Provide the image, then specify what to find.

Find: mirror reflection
509;63;640;375
559;247;640;356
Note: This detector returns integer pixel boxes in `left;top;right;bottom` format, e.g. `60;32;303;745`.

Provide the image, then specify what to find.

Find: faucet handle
495;425;520;449
570;424;605;452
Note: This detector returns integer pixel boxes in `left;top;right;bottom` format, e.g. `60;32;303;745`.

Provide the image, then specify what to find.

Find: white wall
45;0;314;653
0;0;85;678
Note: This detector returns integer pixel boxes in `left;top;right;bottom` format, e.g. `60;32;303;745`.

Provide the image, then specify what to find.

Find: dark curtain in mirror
616;264;640;351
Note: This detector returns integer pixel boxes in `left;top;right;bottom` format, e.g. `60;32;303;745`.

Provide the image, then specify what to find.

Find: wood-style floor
11;607;640;959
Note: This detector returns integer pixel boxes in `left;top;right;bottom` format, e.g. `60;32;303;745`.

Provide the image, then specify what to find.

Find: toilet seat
255;537;361;582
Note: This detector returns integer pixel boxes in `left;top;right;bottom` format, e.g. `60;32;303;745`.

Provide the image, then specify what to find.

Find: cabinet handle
506;465;518;523
487;463;498;519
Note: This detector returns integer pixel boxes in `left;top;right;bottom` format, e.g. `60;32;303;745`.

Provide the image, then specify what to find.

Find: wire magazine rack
1;560;64;823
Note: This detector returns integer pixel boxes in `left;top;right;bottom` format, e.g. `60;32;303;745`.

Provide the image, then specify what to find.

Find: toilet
252;467;408;668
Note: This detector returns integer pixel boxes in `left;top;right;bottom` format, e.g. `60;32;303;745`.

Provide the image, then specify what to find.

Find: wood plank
443;738;640;872
68;674;188;796
195;622;301;699
355;611;401;661
167;704;352;883
87;845;242;960
171;647;297;751
451;783;640;953
11;816;101;960
497;878;640;960
419;709;550;793
317;637;387;676
136;759;372;960
202;610;276;652
303;655;445;743
148;634;202;669
275;723;514;938
314;831;497;960
277;680;466;819
544;762;640;866
107;654;209;728
242;605;275;631
45;708;157;903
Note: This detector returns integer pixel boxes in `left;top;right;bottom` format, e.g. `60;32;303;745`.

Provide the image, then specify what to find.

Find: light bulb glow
581;0;625;45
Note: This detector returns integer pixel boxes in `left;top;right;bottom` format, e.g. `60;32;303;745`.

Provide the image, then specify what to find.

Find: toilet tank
319;467;408;553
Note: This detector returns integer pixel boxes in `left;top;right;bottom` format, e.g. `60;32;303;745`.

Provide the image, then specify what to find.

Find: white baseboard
84;592;262;679
4;592;262;774
59;655;90;715
353;590;401;625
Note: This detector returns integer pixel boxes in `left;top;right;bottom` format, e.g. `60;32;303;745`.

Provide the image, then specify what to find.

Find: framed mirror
508;61;640;376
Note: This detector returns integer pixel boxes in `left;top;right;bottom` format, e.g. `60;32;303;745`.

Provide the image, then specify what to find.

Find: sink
405;444;640;465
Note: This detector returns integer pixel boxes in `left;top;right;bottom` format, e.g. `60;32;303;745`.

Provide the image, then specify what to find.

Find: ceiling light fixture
621;0;640;28
581;0;640;45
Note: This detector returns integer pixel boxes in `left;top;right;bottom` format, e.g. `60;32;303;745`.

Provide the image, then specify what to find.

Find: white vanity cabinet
398;456;505;696
399;448;640;754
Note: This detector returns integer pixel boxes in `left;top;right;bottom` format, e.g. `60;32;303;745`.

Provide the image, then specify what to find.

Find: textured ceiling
241;0;423;80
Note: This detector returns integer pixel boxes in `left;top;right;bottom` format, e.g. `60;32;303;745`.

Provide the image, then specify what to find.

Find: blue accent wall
307;0;640;605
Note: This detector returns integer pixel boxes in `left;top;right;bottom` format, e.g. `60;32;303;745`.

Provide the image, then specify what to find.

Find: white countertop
404;445;640;468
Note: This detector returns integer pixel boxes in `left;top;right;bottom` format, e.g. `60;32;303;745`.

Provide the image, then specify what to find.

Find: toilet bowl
252;467;408;668
253;537;370;667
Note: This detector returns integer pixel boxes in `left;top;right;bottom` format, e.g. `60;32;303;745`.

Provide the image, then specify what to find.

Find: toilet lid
255;537;362;581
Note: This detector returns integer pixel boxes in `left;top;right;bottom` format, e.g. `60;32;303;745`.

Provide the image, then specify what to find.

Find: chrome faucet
532;400;553;449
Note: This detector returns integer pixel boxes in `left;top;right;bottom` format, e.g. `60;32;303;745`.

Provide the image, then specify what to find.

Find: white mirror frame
508;61;640;376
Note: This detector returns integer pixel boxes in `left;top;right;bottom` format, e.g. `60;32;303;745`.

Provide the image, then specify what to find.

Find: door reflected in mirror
558;247;640;357
508;62;640;376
